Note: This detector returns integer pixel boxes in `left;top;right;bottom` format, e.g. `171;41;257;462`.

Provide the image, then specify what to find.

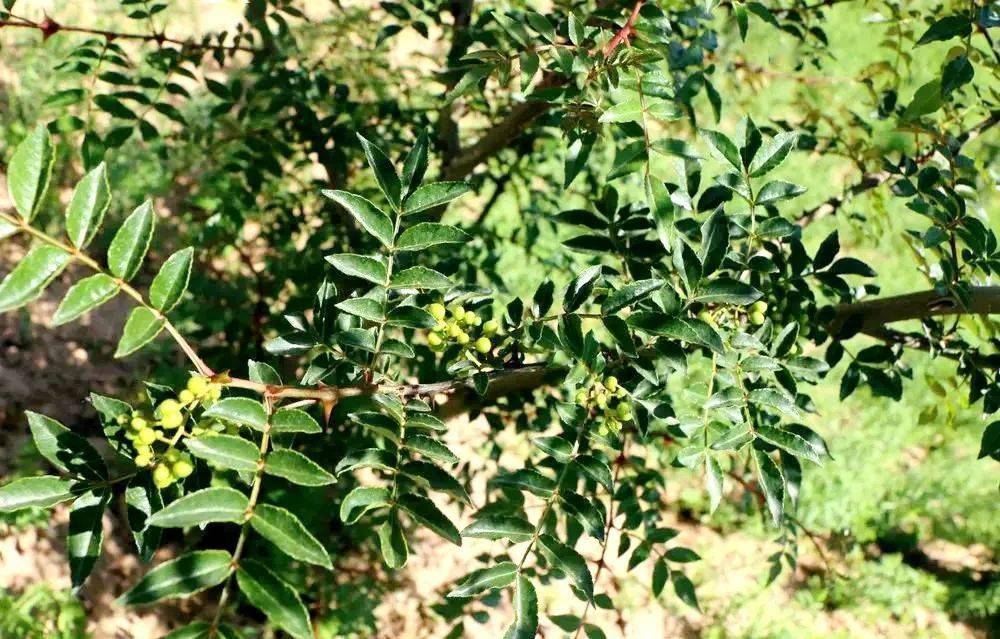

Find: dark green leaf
148;487;248;528
236;559;313;639
0;245;71;313
448;561;517;598
0;476;77;512
397;492;461;545
403;182;471;215
184;435;259;472
396;223;469;251
251;503;332;568
52;274;119;326
322;190;394;247
107;200;156;281
26;411;107;479
461;514;534;542
357;133;402;211
68;489;110;588
7;124;54;222
66;161;111;248
203;398;268;430
265;449;335;486
149;247;193;312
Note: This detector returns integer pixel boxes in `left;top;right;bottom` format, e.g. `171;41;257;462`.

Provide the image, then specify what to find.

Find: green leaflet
26;411;108;480
357;133;402;211
119;550;232;606
404;434;458;465
149;247;193;312
52;273;119;326
0;476;77;512
401;182;471;215
184;434;260;472
7;124;55;222
461;514;534;543
125;474;163;563
395;222;469;251
265;448;335;486
0;245;71;313
68;489;110;589
396;492;461;545
325;254;387;285
538;533;594;601
115;307;165;358
107;200;156;281
502;576;539;639
390;266;452;290
147;487;249;528
250;503;332;568
340;486;391;524
236;559;314;639
321;190;394;247
65;161;111;248
203;397;268;430
447;561;517;598
271;408;322;434
377;509;409;569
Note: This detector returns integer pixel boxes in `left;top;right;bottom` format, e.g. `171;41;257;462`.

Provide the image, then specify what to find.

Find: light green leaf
271;408;321;434
0;476;77;512
756;425;823;465
404;434;458;465
502;576;538;639
114;307;164;358
396;222;469;251
68;489;110;589
749;131;797;177
397;492;461;545
599;99;642;123
0;218;18;241
107;200;156;281
119;550;232;606
461;514;533;542
325;254;387;285
700;129;742;170
203;397;268;431
26;411;107;480
357;134;402;212
265;449;335;486
755;181;806;205
335;296;384;322
0;245;71;313
125;475;162;563
147;487;248;528
8;124;54;222
748;388;804;420
248;360;282;385
149;247;193;312
402;182;471;215
250;503;332;568
538;534;593;601
65;162;111;248
321;190;394;247
377;509;409;569
646;176;675;251
390;266;452;290
753;448;785;526
386;305;437;328
602;279;664;315
340;486;390;524
692;279;762;305
52;274;119;326
236;559;313;639
335;448;396;475
447;561;517;598
184;435;260;472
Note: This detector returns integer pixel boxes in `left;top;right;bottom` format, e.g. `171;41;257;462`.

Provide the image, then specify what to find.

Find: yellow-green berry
187;375;210;397
207;385;222;401
172;460;194;478
137;427;158;446
178;390;195;404
427;332;443;348
135;453;153;468
575;389;589;405
130;416;148;430
616;402;632;421
449;304;465;319
604;376;618;393
474;337;491;354
750;311;766;325
158;399;182;416
447;322;462;338
751;300;768;314
152;464;173;488
482;320;499;337
161;411;184;430
456;332;470;346
429;303;447;321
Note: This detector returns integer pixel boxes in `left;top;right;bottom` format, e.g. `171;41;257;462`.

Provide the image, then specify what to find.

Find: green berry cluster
118;375;223;488
575;376;632;436
426;303;499;355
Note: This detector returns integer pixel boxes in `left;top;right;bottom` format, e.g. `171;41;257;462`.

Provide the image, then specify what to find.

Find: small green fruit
152;464;172;487
474;337;491;354
616;402;632;421
427;332;443;348
575;390;589;405
456;332;470;345
172;460;194;478
186;375;210;397
604;376;618;393
161;411;184;430
751;300;768;314
178;389;196;404
428;303;447;321
749;311;766;325
137;427;158;446
482;320;499;337
135;453;152;468
158;399;181;416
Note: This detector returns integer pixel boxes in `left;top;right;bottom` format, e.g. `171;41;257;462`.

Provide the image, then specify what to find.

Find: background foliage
0;0;997;637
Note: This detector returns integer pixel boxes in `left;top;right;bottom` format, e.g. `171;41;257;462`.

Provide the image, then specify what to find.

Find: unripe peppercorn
161;411;184;430
429;303;447;321
449;304;465;319
130;416;148;430
187;375;210;397
482;320;499;337
604;376;618;393
427;332;443;348
178;390;195;404
616;403;632;421
152;464;173;488
447;322;462;338
474;337;491;353
750;311;766;326
158;399;182;416
575;390;589;405
456;332;470;345
137;427;158;446
135;453;152;468
172;460;194;478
